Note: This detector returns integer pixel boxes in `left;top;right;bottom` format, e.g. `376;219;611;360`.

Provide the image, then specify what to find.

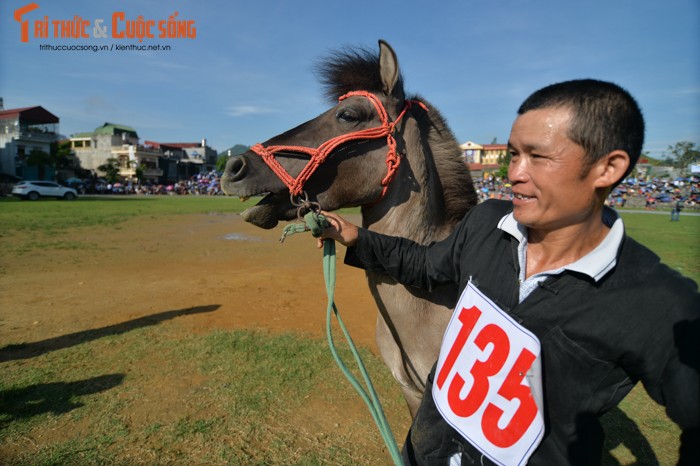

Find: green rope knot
280;211;330;242
304;211;330;237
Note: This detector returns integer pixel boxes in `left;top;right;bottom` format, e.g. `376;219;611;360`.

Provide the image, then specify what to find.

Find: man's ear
593;150;630;189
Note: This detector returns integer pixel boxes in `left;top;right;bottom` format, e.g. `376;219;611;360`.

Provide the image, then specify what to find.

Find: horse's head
220;40;411;229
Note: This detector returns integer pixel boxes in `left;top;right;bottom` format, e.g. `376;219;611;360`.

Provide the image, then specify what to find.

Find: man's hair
517;79;645;184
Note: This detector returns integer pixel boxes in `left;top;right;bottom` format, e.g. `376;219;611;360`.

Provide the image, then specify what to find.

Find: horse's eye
336;108;359;123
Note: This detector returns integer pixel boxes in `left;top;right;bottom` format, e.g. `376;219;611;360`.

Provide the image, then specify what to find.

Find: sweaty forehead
509;107;573;149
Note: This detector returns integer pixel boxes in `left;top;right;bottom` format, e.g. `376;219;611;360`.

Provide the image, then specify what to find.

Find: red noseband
250;91;426;199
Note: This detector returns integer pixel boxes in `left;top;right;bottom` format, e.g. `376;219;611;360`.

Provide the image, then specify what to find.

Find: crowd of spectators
472;175;514;203
72;168;699;212
472;174;699;210
79;171;225;196
606;176;699;210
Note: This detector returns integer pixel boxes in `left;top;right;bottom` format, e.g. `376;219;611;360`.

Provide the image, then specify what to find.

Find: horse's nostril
226;156;248;181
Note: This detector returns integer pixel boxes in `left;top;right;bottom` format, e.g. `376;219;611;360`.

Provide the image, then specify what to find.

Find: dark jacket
346;200;699;465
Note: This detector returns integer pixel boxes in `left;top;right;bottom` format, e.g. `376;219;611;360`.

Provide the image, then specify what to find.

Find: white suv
12;181;78;200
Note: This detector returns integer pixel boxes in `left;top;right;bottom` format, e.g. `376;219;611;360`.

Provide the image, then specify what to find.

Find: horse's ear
378;40;400;96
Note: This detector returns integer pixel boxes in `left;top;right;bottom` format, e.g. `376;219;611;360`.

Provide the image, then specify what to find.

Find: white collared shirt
497;207;625;302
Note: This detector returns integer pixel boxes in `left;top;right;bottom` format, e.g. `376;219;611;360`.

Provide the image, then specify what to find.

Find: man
317;79;699;465
671;196;683;221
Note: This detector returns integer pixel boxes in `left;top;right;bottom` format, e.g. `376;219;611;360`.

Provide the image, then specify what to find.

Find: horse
220;40;478;417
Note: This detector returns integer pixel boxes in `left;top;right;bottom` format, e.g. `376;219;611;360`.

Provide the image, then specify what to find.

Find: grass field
1;196;697;465
619;211;699;284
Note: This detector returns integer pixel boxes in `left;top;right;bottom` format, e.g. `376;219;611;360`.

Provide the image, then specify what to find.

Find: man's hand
315;211;359;248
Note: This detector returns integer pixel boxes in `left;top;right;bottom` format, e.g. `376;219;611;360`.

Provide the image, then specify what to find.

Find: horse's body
221;41;478;416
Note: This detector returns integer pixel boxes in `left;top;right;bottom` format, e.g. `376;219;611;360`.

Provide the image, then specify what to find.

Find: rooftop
93;122;138;137
145;141;205;149
0;106;59;124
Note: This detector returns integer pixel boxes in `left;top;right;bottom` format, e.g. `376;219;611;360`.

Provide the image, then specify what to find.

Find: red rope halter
250;91;426;198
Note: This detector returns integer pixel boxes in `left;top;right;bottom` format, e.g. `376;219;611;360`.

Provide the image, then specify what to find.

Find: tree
660;155;675;166
215;154;230;172
26;149;52;180
51;141;73;170
665;141;700;175
25;142;73;180
97;158;121;184
135;164;146;184
496;152;511;179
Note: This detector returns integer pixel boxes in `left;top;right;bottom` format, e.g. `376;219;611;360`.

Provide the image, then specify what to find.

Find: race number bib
432;281;544;466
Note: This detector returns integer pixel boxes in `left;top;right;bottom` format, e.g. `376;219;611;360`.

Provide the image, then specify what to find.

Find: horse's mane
315;45;404;101
413;95;478;224
315;46;477;224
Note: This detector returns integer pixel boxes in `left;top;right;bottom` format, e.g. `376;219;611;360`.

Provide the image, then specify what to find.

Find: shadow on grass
601;406;659;465
0;304;221;362
599;319;700;465
0;373;126;423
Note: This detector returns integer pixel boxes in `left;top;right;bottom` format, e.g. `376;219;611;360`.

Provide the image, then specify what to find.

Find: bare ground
0;212;412;463
1;213;384;350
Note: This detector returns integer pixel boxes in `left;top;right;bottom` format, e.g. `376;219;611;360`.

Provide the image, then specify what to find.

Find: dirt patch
1;213;379;350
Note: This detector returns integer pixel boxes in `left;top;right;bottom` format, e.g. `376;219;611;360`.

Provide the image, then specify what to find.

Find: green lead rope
282;212;404;466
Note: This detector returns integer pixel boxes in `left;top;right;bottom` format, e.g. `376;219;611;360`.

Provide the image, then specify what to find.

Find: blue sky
1;0;698;158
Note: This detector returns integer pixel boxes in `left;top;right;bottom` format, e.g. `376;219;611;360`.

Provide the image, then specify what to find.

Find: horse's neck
361;141;458;244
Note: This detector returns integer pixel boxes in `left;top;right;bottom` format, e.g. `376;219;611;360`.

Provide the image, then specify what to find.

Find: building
460;141;507;165
0;103;60;178
145;140;218;183
460;141;483;164
481;143;508;165
70;123;163;182
460;141;505;178
70;122;218;184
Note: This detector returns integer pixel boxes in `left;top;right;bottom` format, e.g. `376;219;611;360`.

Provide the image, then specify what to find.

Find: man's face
507;107;601;233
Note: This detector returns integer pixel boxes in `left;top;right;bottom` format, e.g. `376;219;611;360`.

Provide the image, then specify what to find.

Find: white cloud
225;105;278;117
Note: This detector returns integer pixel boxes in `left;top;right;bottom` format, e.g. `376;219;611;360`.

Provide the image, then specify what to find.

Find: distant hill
219;144;249;157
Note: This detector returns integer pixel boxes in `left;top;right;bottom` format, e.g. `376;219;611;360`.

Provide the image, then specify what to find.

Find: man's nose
508;157;528;183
